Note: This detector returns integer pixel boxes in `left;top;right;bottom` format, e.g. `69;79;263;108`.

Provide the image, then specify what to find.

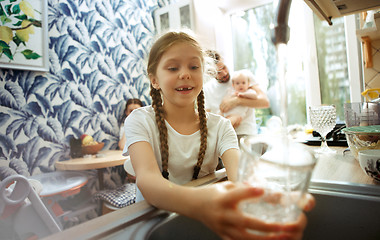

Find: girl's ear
149;74;160;90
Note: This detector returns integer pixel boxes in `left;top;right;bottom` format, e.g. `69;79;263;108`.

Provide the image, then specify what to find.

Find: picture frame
0;0;49;72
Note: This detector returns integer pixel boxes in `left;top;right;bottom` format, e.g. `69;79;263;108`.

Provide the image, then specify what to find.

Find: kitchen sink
144;183;380;240
145;191;380;240
145;213;221;240
96;181;380;240
304;188;380;240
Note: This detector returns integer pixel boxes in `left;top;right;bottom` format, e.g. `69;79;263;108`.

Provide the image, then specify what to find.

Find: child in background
222;69;258;132
124;31;314;240
118;98;143;150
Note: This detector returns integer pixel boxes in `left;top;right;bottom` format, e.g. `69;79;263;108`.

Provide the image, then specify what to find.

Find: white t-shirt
203;78;258;136
123;106;238;201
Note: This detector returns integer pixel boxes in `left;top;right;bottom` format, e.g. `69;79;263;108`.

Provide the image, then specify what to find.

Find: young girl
124;31;313;240
118;98;143;150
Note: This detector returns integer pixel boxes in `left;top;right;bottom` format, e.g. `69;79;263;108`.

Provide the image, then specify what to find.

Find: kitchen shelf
356;26;380;41
356;12;380;68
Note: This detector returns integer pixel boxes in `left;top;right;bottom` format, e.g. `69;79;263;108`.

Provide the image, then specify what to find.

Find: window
229;0;362;126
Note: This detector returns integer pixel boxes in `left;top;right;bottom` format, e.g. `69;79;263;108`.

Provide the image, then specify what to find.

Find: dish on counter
358;149;380;182
343;125;380;160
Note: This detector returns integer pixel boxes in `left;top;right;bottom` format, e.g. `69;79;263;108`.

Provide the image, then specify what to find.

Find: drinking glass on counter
309;105;337;154
237;133;317;235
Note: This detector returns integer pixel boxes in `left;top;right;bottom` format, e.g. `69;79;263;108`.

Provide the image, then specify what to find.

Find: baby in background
222;69;258;127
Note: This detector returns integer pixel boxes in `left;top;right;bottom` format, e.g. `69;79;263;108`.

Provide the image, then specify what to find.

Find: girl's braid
193;90;208;180
150;86;170;179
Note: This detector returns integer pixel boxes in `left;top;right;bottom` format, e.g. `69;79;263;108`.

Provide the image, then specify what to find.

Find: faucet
272;0;292;45
271;0;292;128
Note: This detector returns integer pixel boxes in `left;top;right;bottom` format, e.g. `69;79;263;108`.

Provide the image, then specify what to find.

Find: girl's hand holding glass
193;181;314;240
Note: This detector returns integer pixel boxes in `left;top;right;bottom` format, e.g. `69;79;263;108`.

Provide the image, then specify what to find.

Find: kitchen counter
44;146;380;240
311;146;377;185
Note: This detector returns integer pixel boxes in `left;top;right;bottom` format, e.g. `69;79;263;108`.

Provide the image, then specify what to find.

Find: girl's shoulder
125;105;155;123
207;112;231;126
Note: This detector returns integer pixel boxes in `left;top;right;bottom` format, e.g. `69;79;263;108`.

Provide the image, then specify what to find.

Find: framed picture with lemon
0;0;48;71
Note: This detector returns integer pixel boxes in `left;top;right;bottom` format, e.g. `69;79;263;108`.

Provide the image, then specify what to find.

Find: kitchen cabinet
356;11;380;68
304;0;380;25
153;0;194;34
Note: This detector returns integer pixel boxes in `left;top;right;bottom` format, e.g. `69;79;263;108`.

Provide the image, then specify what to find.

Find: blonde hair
147;31;208;180
231;69;254;84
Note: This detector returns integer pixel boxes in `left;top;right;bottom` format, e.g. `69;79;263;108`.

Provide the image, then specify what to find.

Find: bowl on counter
358;149;380;181
343;125;380;160
82;142;104;155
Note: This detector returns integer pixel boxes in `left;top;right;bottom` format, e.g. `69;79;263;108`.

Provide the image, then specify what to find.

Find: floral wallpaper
0;0;166;189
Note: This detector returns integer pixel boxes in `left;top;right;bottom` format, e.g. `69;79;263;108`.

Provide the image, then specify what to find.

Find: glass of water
238;133;317;235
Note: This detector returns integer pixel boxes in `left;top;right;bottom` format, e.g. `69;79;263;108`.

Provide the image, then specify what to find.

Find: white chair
0;175;61;240
29;171;96;228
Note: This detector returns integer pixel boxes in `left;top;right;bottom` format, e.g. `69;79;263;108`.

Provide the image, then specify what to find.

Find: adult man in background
203;50;270;138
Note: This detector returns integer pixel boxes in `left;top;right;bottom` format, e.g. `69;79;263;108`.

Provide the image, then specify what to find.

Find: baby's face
232;75;249;92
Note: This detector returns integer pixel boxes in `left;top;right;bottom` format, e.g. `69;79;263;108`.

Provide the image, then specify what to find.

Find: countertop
311;146;377;185
44;146;380;240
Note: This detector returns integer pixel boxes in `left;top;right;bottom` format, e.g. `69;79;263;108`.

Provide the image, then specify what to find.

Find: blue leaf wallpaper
0;0;165;188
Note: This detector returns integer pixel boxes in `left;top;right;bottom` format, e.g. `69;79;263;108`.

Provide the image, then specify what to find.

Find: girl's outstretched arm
129;142;312;240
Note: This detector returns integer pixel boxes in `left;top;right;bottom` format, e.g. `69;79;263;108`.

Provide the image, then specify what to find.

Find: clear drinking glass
309;105;337;154
238;133;317;235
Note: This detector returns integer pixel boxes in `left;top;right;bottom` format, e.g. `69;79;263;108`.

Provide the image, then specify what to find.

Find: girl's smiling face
150;42;204;108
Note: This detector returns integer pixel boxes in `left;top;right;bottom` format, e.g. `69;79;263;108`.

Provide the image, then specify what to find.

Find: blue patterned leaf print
37;117;64;144
0;134;17;158
48;146;70;166
0;167;18;181
95;34;106;52
70;84;92;108
115;18;123;28
63;45;79;65
83;71;107;97
68;61;82;81
139;12;154;33
67;22;89;46
66;110;82;132
6;111;38;139
98;94;110;111
0;112;10;126
0;82;26;110
24;116;39;138
80;11;103;37
62;68;74;82
70;128;82;139
50;35;77;65
121;31;138;54
25;102;43;117
34;94;52;117
98;56;116;78
89;41;100;54
109;45;128;69
59;2;74;17
44;75;69;101
8;71;37;100
9;159;30;177
95;1;112;21
93;101;104;113
18;137;52;174
53;101;82;133
66;0;80;17
48;0;65;31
